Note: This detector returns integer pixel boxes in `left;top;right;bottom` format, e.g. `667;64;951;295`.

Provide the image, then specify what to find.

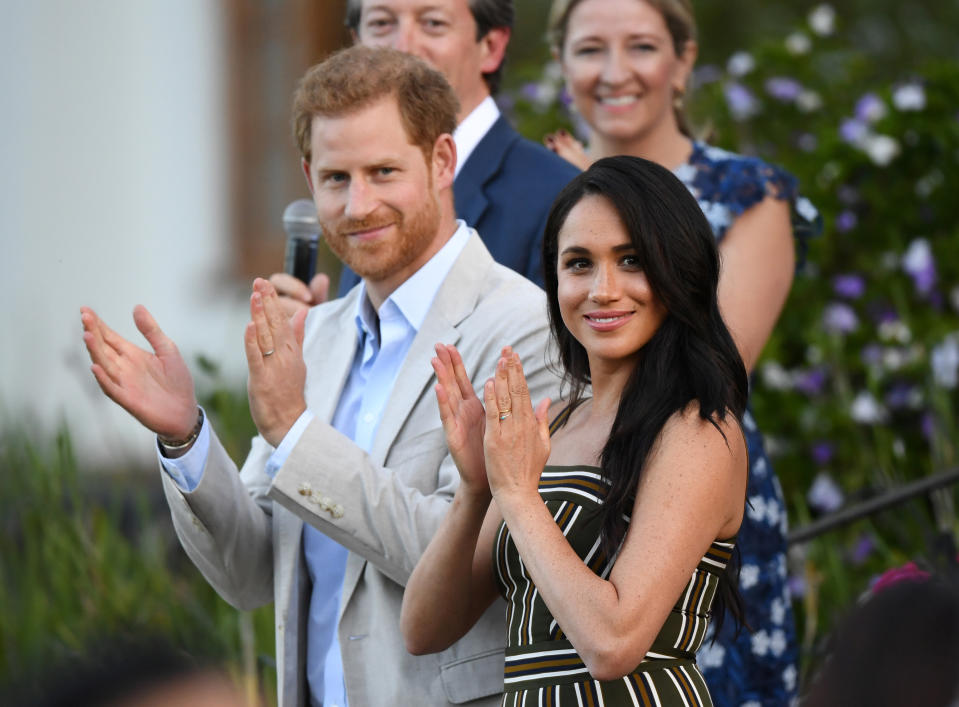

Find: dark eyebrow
559;243;635;256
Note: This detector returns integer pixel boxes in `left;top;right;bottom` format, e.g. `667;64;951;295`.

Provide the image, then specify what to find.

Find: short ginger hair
292;45;460;164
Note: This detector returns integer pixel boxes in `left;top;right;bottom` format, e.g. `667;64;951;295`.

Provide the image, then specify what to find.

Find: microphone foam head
282;199;321;239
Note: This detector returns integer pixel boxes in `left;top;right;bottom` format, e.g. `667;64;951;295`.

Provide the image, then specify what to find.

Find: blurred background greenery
4;1;958;702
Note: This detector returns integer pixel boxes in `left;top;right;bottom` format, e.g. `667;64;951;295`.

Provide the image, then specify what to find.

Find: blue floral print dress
673;142;819;707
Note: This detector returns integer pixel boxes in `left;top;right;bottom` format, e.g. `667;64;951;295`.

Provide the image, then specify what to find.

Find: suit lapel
453;116;518;229
342;236;493;605
304;291;360;423
368;235;491;462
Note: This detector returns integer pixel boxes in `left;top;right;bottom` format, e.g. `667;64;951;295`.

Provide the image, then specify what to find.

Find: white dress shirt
160;222;472;707
452;96;500;178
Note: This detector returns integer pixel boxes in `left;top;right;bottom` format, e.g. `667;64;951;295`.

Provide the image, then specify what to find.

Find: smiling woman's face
556;193;667;371
559;0;694;146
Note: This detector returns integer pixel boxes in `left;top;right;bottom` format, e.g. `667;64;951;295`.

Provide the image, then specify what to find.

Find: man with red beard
271;0;579;308
80;47;557;707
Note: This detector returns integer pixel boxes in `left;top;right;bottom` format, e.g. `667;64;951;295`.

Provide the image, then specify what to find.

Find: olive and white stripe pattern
493;463;733;706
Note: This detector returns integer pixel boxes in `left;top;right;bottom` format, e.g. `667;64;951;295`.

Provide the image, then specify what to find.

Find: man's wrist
158;407;204;455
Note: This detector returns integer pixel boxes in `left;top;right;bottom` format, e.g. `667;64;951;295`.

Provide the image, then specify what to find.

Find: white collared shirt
452;96;500;177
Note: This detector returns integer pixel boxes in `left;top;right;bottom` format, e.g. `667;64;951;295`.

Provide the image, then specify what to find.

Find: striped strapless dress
493;464;735;706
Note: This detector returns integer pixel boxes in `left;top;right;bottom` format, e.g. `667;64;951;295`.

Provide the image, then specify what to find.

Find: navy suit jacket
336;115;579;294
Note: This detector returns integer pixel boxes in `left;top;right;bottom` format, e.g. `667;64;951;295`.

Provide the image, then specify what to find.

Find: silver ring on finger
263;349;275;357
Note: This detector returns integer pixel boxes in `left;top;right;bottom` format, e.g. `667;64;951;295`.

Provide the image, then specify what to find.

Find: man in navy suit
272;0;578;310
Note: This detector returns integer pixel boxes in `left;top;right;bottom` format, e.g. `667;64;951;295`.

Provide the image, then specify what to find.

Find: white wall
0;1;251;469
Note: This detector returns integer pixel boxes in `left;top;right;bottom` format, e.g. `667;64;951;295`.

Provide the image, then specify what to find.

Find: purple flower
822;302;859;334
765;77;803;102
833;273;865;298
787;575;806;599
921;412;937;440
808;471;844;514
855;93;887;123
885;382;918;409
840;117;868;144
811;440;835;466
692;64;722;87
795;367;828;396
724;82;760;120
902;238;937;295
868;303;900;325
559;86;573;107
861;343;883;366
797;133;817;152
838;185;860;205
851;533;875;565
520;81;540;101
835;210;858;233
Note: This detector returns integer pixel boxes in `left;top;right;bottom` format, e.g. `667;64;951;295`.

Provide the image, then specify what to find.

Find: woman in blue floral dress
544;0;820;704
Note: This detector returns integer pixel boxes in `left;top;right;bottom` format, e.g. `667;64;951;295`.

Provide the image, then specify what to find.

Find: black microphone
282;199;322;284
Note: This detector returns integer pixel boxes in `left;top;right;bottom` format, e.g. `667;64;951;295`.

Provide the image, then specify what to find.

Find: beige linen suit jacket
160;232;560;706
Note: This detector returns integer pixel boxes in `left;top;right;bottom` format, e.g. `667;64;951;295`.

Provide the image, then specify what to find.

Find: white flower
808;4;836;35
785;32;812;55
902;238;933;277
893;438;906;458
893;83;926;111
544;60;563;82
740;564;760;589
807;472;844;513
878;320;911;343
727;51;756;77
931;335;959;389
761;361;794;390
850;391;888;424
881;347;907;371
862;133;900;166
915;169;943;198
797;89;823;113
856;94;888;123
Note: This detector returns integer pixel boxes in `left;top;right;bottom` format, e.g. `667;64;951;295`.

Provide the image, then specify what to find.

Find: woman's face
556;194;667;370
559;0;694;145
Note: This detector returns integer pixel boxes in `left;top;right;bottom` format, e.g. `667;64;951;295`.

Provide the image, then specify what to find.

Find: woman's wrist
454;481;492;510
491;484;540;520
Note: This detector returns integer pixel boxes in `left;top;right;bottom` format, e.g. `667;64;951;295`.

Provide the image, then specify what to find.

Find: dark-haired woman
401;156;749;705
543;2;821;702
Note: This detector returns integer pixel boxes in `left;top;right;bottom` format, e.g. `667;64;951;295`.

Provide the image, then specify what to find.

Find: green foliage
502;2;959;680
0;393;274;702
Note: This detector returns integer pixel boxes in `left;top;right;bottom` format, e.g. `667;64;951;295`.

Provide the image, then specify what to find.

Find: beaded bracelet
158;408;204;450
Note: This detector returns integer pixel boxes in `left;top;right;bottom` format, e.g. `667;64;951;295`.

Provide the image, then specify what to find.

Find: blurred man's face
355;0;502;120
303;96;449;300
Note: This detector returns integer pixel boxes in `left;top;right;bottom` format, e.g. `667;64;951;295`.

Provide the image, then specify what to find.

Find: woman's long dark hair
542;155;749;632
